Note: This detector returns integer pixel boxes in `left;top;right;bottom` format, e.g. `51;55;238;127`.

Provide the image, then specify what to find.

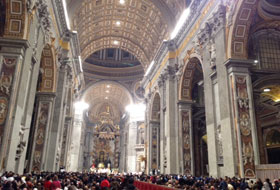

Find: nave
0;0;280;182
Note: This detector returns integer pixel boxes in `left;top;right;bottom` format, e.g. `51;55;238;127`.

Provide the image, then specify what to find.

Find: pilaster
127;121;137;172
0;38;30;173
45;60;70;171
149;120;160;174
157;77;165;174
178;100;194;175
67;110;84;172
28;92;56;171
225;59;259;178
164;64;178;174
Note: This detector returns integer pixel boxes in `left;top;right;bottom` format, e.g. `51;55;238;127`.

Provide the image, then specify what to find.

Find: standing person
263;179;272;190
274;180;280;190
125;177;138;190
51;175;61;190
100;176;110;189
44;176;52;190
253;179;263;190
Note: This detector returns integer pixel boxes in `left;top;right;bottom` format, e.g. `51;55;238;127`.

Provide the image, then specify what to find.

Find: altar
88;104;121;171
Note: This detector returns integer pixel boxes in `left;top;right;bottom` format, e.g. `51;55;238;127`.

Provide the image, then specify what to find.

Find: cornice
141;0;208;90
175;0;206;46
52;0;71;40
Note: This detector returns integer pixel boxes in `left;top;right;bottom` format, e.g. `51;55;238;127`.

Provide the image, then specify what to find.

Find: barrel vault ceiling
67;0;187;110
67;0;187;68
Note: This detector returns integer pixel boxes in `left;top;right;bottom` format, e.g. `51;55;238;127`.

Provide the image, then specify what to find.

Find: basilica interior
0;0;280;180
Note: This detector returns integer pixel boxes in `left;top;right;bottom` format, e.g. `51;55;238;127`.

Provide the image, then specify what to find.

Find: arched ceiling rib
68;0;186;67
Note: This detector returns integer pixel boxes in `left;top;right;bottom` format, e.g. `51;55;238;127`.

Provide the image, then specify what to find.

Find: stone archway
37;44;57;92
80;81;134;172
253;75;280;165
25;44;57;172
179;57;208;176
227;0;259;59
179;57;203;101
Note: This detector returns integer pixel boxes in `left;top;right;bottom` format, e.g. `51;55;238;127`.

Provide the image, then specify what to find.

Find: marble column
158;78;166;174
45;61;70;171
119;120;128;173
67;110;84;172
225;59;259;178
144;98;150;174
59;117;72;168
164;65;178;174
127;121;137;172
59;69;74;169
178;101;194;175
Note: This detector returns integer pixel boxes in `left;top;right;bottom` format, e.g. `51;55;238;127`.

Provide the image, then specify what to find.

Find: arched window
266;129;280;147
249;30;280;71
266;129;280;164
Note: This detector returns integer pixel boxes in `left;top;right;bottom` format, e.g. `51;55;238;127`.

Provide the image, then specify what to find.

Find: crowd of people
0;171;279;190
136;175;280;190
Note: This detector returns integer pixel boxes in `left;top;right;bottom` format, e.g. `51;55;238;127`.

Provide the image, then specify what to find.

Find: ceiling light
170;8;190;39
106;90;110;93
107;85;111;88
113;40;119;45
254;60;259;64
105;97;108;100
263;88;271;92
119;0;125;4
116;21;121;26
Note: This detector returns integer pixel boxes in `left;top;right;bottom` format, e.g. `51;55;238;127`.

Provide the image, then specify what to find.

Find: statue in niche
225;0;237;27
0;72;12;95
208;38;216;69
38;110;47;125
0;100;7;124
193;40;201;55
16;125;28;160
243;142;253;165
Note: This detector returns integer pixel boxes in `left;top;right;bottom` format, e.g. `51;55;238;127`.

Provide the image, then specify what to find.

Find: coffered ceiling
68;0;187;114
67;0;186;68
82;82;133;113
